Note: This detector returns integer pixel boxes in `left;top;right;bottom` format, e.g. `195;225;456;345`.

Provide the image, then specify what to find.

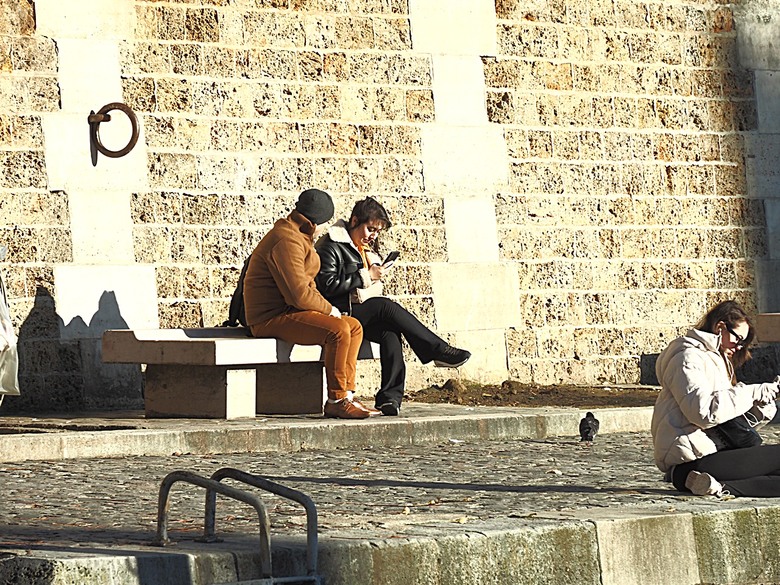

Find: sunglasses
725;325;746;350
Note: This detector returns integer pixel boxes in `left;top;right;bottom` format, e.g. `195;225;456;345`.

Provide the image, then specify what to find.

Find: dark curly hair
696;300;755;368
348;197;391;252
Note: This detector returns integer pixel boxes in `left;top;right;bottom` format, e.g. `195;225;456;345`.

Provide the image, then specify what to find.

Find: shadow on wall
738;345;780;384
639;353;659;386
641;346;780;387
2;286;143;414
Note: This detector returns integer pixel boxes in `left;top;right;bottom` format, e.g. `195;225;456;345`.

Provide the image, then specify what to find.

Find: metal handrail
152;470;273;578
208;467;319;578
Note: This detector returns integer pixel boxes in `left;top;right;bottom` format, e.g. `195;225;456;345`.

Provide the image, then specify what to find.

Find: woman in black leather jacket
315;197;470;416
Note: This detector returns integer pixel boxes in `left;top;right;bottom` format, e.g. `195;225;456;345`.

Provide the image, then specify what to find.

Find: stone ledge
2;505;779;585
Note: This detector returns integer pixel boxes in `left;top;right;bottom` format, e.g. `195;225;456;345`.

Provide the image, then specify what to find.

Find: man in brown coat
243;189;375;419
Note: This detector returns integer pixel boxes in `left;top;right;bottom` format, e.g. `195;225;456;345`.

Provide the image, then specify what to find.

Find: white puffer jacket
651;328;778;472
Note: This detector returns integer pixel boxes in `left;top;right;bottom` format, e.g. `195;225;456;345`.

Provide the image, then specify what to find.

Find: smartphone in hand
382;250;400;267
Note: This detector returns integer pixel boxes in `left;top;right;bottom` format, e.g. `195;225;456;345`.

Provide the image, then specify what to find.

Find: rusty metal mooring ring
88;102;139;162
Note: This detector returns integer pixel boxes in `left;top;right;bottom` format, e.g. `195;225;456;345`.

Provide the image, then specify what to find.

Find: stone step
0;404;653;463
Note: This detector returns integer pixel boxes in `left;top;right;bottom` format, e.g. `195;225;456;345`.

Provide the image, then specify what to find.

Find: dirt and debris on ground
409;379;660;409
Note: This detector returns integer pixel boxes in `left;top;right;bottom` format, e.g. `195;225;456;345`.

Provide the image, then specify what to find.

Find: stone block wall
489;0;762;385
0;0;775;411
0;1;74;408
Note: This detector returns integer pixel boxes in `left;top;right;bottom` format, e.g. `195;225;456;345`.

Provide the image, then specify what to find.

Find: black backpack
221;254;251;329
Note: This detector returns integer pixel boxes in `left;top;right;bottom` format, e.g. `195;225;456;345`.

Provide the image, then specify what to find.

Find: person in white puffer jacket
652;300;780;497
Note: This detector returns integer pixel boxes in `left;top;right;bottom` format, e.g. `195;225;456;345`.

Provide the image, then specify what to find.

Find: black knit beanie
295;189;334;225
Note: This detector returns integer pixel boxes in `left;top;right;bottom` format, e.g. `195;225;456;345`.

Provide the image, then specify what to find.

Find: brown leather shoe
324;398;370;419
352;399;381;416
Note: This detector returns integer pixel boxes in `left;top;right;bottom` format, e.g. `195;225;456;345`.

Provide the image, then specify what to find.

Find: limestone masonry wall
0;0;776;411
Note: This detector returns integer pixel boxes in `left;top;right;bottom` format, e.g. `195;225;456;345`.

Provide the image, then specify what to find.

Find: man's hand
329;305;341;318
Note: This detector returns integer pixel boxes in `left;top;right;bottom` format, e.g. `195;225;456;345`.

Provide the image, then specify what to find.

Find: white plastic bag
0;263;20;396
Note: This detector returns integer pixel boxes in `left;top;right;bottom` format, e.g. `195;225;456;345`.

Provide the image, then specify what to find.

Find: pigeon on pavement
579;411;599;444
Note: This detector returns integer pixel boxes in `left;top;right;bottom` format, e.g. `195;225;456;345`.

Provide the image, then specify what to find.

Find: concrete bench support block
255;362;325;415
144;365;257;419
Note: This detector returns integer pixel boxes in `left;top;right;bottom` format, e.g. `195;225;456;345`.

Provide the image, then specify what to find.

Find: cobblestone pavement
4;426;778;553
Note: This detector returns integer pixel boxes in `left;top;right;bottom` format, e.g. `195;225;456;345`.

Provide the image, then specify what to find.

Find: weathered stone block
0;0;35;36
503;128;529;159
393;54;431;85
312;156;350;191
181;193;220;226
153;77;193;112
693;509;764;585
439;524;601;585
351;0;407;14
181;266;212;299
295;84;341;119
210;265;240;298
9;37;56;73
122;41;171;75
131;192;182;224
185;7;220;42
250;12;306;47
166;227;200;264
0;114;40;148
0;150;45;188
140;5;181;41
372;17;411;50
560;27;589;60
317;51;346;80
121;76;157;112
350;52;390;84
12;373;86;412
148;153;198;190
200;155;249;191
299;122;330;152
156;265;181;299
192;80;254;118
497;24;550;58
256;48;298;80
202;228;244;265
158;300;204;328
0;191;68;225
1;265;25;299
486;91;514;124
170;43;203;76
484;57;523;89
297;50;323;81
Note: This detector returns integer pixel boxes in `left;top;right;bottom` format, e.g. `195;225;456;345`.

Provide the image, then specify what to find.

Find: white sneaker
685;471;729;497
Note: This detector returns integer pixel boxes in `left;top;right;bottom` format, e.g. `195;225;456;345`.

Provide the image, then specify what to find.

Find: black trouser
349;297;449;408
672;444;780;497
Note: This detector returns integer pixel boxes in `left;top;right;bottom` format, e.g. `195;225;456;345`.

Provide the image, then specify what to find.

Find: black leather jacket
315;231;366;314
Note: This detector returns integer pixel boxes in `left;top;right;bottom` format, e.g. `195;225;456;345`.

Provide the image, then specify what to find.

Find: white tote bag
0;263;20;396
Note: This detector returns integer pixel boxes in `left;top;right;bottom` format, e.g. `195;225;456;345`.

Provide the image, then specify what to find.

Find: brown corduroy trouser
250;310;363;399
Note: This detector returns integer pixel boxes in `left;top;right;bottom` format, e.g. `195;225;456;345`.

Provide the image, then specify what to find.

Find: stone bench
756;313;780;343
101;327;378;419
